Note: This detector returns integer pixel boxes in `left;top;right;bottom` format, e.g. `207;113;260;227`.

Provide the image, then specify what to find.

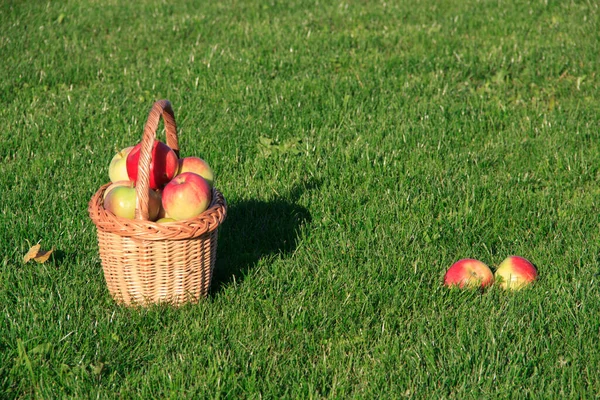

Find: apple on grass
177;156;214;188
103;185;162;221
126;141;179;189
495;256;537;290
443;258;494;289
161;172;212;221
108;146;134;183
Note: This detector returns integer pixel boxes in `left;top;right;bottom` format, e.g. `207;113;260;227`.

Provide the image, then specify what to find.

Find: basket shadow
211;198;311;293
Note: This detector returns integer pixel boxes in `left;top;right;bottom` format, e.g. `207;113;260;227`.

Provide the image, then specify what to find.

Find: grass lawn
1;0;599;397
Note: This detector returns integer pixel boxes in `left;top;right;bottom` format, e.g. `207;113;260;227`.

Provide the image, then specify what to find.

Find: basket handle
135;99;180;220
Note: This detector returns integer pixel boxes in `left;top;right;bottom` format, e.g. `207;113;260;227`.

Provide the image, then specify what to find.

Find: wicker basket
88;100;227;306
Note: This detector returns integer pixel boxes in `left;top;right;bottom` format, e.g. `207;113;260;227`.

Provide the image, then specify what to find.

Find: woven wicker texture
88;100;227;306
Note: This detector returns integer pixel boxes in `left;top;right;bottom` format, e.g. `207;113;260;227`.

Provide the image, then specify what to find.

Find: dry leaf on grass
23;244;41;263
23;243;55;263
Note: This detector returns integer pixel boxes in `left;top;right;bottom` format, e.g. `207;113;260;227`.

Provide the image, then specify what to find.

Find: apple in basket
126;140;179;189
103;183;162;221
103;180;133;199
177;156;215;188
161;172;212;220
108;146;134;183
156;217;177;223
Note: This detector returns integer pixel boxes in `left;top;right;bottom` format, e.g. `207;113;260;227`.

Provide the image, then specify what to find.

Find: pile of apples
443;256;538;290
103;140;214;223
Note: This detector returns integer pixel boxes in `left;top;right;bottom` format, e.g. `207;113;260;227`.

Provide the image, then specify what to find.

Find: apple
126;141;179;189
495;256;537;290
161;172;212;221
156;201;168;220
108;146;134;183
156;217;177;223
103;185;162;221
443;258;494;289
103;180;134;199
177;157;214;188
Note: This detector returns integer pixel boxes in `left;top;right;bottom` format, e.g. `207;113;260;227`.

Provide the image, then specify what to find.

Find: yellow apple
156;217;177;223
108;146;134;183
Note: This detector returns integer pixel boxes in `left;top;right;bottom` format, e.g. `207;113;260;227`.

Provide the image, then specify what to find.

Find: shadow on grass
211;183;315;293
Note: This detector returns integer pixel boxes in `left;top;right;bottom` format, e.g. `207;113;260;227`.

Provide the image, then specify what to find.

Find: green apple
156;217;177;223
104;185;162;220
103;180;134;199
108;146;134;183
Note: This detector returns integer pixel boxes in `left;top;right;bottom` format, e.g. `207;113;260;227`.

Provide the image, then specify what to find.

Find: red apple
443;258;494;289
495;256;537;290
161;172;212;221
177;156;214;188
126;141;179;189
108;146;134;183
103;185;162;221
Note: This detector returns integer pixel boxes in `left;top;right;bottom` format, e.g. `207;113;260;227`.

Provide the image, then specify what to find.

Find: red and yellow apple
177;156;214;188
103;185;162;221
443;258;494;289
495;256;537;290
161;172;212;221
108;146;134;183
126;141;179;189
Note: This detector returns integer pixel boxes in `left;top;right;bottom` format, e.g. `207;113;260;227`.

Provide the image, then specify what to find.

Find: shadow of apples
211;197;312;294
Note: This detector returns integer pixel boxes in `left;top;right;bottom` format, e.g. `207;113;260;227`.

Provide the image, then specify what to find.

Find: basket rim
88;183;227;241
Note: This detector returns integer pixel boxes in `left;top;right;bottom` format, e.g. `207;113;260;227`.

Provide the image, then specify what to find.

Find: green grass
1;0;600;397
